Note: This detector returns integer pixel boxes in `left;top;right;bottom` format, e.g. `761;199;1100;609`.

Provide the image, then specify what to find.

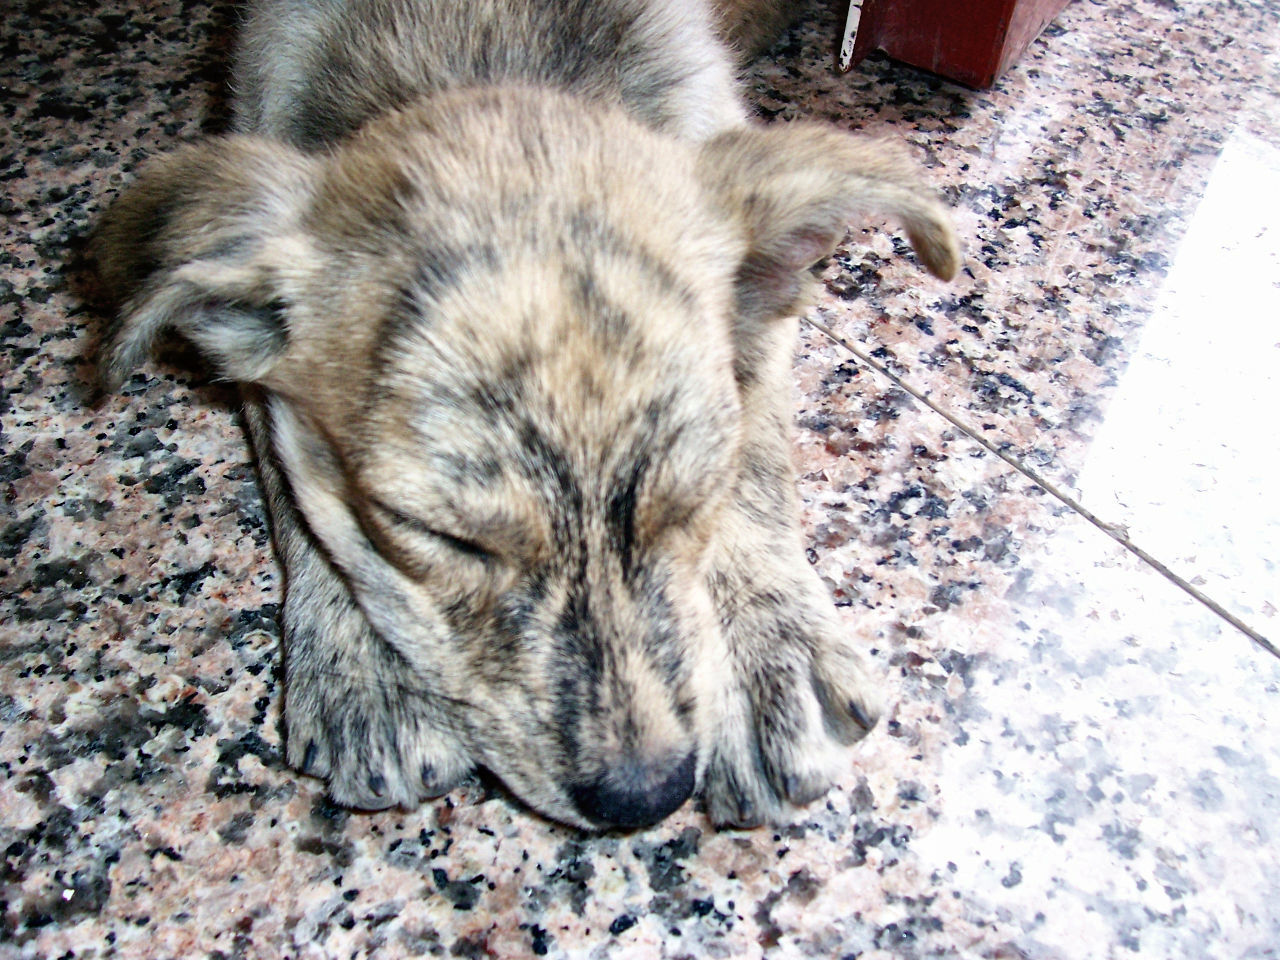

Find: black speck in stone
609;914;636;936
630;826;700;893
528;924;550;955
0;513;43;559
294;834;356;868
218;812;254;845
1001;862;1023;888
432;868;480;910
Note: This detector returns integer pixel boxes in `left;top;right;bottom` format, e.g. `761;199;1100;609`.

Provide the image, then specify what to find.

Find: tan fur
711;0;805;59
93;0;958;829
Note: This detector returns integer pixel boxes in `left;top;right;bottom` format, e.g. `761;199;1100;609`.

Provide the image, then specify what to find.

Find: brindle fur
94;0;959;829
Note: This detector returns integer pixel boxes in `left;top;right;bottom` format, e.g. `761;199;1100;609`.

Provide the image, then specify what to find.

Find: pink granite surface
2;0;1279;956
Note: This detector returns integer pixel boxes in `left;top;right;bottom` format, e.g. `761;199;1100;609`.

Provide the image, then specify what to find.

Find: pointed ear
697;124;960;324
93;136;320;389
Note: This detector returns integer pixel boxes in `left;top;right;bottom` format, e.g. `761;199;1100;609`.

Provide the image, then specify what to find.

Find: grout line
802;313;1279;660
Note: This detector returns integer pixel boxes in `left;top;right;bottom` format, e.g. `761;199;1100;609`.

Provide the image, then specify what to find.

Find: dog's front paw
280;586;475;810
285;667;474;811
703;572;882;828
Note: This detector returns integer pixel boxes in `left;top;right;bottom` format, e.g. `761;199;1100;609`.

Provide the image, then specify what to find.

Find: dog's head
95;87;957;828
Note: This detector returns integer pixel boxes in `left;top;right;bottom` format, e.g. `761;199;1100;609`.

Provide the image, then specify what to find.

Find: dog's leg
701;317;882;827
91;137;475;811
692;123;960;825
243;397;474;810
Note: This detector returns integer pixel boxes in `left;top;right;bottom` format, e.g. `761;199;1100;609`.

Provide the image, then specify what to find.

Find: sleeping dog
95;0;958;830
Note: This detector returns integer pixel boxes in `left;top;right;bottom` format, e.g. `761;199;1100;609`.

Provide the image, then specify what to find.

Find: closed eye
369;500;495;562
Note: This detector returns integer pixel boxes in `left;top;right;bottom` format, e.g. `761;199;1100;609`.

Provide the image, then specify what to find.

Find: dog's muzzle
568;751;696;829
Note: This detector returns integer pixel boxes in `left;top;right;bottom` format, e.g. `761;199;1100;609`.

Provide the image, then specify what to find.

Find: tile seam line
801;312;1278;660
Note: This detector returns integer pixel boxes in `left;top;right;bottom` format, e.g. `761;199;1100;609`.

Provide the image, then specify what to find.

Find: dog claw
728;787;759;828
848;699;875;732
420;763;452;797
782;773;800;802
301;740;318;774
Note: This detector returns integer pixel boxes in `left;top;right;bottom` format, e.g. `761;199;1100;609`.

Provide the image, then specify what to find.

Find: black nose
569;751;696;829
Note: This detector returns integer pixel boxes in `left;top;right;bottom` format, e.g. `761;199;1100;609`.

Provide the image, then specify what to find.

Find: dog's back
235;0;748;148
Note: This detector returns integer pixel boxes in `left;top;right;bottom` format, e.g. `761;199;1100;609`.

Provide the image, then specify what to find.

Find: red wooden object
849;0;1072;88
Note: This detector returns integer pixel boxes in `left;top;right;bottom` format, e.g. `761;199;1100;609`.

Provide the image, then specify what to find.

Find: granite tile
907;515;1280;959
792;319;1280;957
771;0;1280;643
1073;128;1280;630
770;0;1280;501
3;0;1279;956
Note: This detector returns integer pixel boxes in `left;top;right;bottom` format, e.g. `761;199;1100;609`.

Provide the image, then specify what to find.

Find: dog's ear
93;137;320;389
697;124;960;325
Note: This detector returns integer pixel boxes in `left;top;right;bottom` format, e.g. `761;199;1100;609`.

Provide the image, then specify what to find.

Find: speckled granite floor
3;0;1279;957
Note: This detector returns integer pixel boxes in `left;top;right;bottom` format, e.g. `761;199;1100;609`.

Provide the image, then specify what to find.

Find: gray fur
234;0;746;146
